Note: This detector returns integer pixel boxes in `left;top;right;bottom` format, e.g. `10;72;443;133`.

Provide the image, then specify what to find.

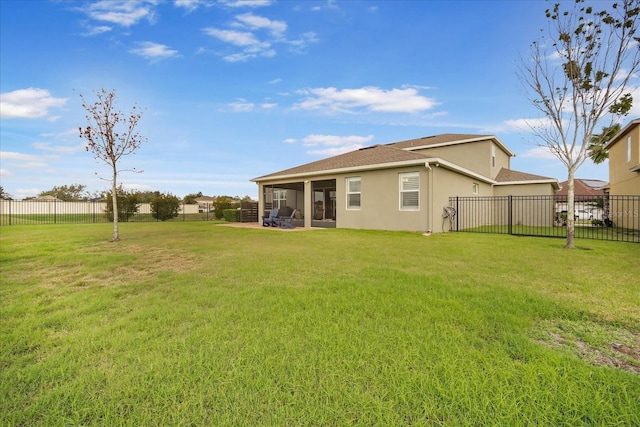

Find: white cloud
283;138;297;144
204;28;261;47
520;146;560;160
129;41;179;60
235;13;286;38
302;134;374;147
295;134;375;156
203;12;317;62
0;151;43;161
81;24;112;36
14;188;42;199
0;88;67;119
288;32;318;53
218;0;274;8
228;99;254;112
295;86;438;114
0;151;51;170
174;0;206;12
32;142;86;155
84;0;157;27
308;144;363;157
122;182;153;192
261;103;277;109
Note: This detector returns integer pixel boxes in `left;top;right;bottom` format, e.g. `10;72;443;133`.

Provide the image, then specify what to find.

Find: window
273;189;287;209
400;172;419;210
628;136;632;162
346;177;361;209
472;183;479;194
491;144;496;167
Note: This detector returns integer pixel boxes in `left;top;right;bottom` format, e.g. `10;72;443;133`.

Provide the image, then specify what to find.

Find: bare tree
79;89;147;241
519;0;640;248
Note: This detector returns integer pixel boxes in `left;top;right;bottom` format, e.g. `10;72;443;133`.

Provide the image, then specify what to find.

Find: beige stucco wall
336;166;430;232
411;140;510;179
608;124;640;196
494;183;556;196
429;166;494;231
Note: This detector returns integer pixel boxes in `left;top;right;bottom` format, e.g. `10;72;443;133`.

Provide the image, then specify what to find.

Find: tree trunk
565;168;576;249
111;165;120;242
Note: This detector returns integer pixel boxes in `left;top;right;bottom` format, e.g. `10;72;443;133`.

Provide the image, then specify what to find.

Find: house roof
252;144;429;181
494;168;560;189
388;133;516;157
252;134;554;188
555;179;608;197
604;118;640;149
494;168;553;182
32;195;61;201
195;196;216;202
253;134;518;182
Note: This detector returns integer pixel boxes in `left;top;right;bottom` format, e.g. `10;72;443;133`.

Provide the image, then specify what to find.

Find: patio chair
277;209;297;229
262;208;279;227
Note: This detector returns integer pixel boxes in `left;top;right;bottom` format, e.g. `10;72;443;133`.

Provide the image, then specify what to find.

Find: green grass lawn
1;223;639;426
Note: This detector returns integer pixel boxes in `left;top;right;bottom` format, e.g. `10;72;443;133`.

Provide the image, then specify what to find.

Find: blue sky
0;0;632;200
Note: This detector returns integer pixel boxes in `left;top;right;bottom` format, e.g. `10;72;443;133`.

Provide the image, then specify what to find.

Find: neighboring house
555;178;607;220
604;118;640;229
195;196;216;213
605;118;640;196
252;134;559;232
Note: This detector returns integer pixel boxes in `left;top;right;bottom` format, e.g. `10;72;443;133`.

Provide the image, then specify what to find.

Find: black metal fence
0;200;259;226
448;195;640;243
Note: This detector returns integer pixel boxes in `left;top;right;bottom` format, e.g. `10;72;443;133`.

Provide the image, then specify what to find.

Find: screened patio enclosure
262;179;336;228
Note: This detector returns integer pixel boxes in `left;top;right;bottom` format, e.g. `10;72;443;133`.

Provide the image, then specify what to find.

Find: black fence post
456;196;459;231
508;195;512;235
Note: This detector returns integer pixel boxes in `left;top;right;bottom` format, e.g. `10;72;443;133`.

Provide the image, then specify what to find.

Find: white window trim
628;136;632;163
472;183;479;195
346;177;361;210
399;172;420;211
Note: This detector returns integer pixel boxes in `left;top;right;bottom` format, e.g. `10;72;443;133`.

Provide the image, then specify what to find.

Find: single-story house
251;134;559;232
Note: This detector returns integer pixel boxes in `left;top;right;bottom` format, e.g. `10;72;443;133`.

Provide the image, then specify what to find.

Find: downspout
425;162;433;234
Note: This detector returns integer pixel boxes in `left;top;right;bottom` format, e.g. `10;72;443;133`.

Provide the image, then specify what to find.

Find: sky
1;0;637;200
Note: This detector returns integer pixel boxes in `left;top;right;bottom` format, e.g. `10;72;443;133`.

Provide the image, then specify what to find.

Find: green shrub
223;208;240;222
151;193;181;221
105;190;140;222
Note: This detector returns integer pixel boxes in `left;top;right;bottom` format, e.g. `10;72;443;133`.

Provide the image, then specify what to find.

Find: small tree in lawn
79;89;147;241
519;0;640;248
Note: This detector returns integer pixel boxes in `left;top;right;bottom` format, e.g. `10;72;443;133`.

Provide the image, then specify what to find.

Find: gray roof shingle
253;144;428;181
494;168;554;182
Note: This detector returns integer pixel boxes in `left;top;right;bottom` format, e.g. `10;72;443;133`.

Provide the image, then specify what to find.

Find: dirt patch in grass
532;319;640;375
35;243;202;291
